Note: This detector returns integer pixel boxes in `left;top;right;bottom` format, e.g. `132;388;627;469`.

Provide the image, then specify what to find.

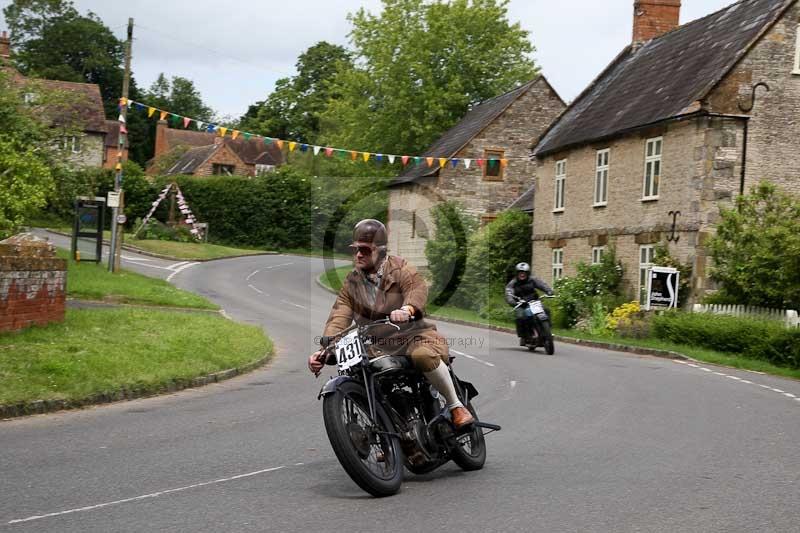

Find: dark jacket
505;276;552;305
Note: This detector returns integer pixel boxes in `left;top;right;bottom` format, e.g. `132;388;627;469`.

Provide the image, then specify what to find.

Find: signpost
645;266;680;310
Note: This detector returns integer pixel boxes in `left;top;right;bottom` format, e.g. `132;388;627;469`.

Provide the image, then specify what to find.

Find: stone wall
194;144;251;177
708;1;800;196
532;116;745;301
65;133;104;168
0;235;67;333
389;77;565;269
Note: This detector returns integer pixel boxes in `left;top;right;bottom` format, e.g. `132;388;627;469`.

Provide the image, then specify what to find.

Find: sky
0;0;738;119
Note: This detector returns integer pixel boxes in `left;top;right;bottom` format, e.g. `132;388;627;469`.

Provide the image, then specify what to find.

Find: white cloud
0;0;738;116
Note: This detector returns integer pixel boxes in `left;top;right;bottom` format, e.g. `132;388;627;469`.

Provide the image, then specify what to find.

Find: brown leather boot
450;406;475;429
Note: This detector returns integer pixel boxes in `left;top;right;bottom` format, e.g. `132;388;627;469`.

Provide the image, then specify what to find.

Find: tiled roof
534;0;792;156
392;77;545;185
164;128;284;166
164;128;215;150
165;144;220;175
104;120;128;148
506;185;535;213
25;78;108;133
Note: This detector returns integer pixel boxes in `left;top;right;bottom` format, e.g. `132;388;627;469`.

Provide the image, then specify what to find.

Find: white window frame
23;92;37;104
61;136;81;154
794;24;800;75
553;159;566;212
594;149;609;206
591;246;605;265
552;248;564;282
642;137;662;200
639;245;656;303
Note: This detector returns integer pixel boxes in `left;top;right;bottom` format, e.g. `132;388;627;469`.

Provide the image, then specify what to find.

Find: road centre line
7;466;288;525
281;299;308;310
673;360;798;405
166;262;199;282
451;349;495;368
264;262;294;270
246;269;260;281
248;284;265;295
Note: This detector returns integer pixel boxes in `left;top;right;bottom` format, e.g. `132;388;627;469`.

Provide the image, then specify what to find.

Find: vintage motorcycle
317;318;500;497
513;294;555;355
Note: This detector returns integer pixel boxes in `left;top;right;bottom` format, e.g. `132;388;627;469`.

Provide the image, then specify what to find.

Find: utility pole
109;18;133;272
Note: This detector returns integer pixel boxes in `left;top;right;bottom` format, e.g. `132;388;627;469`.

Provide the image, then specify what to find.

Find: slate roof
534;0;792;156
506;185;535;213
166;144;220;175
392;77;546;185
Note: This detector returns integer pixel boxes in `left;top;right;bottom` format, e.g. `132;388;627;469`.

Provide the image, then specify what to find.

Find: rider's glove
308;350;325;377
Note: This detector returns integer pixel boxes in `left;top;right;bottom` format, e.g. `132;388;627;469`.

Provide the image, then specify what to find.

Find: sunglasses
349;245;374;256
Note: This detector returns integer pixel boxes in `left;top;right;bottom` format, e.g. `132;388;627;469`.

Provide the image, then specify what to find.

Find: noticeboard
646;266;680;310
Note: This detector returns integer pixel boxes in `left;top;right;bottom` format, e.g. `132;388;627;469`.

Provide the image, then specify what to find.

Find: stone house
530;0;800;304
388;76;566;268
1;31;109;168
149;120;283;177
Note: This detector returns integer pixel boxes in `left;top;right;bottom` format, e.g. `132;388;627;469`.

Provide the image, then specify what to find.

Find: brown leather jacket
323;256;449;359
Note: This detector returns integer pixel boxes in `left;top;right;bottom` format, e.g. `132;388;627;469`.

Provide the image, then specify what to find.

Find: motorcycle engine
402;416;437;466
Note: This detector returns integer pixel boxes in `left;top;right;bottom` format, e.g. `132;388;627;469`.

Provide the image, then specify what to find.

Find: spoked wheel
322;381;404;496
450;403;486;471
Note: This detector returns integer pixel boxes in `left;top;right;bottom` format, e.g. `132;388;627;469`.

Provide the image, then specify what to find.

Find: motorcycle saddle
369;355;414;374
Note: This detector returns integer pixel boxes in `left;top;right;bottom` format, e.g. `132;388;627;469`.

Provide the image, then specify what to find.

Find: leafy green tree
145;74;214;122
240;42;353;144
319;0;537;155
3;0;125;116
425;202;477;306
708;182;800;309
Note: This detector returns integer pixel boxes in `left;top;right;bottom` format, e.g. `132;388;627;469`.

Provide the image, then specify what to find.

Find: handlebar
319;315;416;347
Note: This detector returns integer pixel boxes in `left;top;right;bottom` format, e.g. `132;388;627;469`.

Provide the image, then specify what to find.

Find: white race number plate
529;300;545;315
335;330;366;372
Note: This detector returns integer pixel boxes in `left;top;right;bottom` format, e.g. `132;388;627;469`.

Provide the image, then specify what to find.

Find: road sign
116;214;127;224
107;191;121;208
646;266;680;310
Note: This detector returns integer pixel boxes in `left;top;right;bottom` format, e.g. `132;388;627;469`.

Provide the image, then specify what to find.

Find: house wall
532;116;745;302
193;144;251;177
388;78;565;269
708;1;800;196
65;133;104;168
103;145;129;169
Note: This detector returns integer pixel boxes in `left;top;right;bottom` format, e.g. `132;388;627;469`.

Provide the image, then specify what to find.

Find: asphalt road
1;232;798;532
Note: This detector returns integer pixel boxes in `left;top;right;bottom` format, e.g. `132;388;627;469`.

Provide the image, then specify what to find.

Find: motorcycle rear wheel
450;403;486;471
539;322;555;355
323;381;404;497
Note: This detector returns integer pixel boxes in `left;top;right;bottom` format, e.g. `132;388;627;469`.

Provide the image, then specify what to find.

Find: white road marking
264;262;294;270
165;262;199;282
451;349;495;368
7;465;287;525
280;299;307;310
248;284;264;295
120;254;152;261
246;269;260;281
673;360;798;405
509;380;517;389
166;261;189;270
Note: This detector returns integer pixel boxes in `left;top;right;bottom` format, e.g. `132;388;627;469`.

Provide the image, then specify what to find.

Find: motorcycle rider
505;262;553;346
308;219;475;429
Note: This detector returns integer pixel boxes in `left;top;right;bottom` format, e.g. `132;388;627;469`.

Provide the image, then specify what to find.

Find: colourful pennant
313;146;321;156
350;151;357;161
244;132;251;141
289;141;297;152
276;140;284;149
426;157;434;167
438;158;447;168
232;130;240;140
183;117;191;128
148;107;156;118
500;159;508;169
159;111;168;121
451;159;459;168
464;159;472;169
218;127;228;137
362;152;370;162
325;147;334;157
402;156;409;166
388;155;396;164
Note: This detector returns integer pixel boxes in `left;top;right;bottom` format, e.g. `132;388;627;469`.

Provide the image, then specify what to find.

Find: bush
551;248;624;327
652;311;799;368
425;202;477;307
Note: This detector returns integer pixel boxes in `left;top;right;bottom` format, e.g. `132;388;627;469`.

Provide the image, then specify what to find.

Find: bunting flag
134;182;205;241
126;98;534;172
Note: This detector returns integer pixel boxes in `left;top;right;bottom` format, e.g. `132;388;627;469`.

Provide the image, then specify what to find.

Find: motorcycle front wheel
539;321;555;355
450;403;486;471
322;380;404;497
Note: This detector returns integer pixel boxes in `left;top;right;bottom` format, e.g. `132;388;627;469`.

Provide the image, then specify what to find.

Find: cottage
1;31;108;168
388;76;566;268
149;120;283;177
531;0;800;303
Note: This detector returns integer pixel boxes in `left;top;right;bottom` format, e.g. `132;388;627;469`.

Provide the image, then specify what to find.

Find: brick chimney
633;0;681;45
0;31;10;61
154;120;169;158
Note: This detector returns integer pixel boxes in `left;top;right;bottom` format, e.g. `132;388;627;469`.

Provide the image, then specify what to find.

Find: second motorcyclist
505;262;553;345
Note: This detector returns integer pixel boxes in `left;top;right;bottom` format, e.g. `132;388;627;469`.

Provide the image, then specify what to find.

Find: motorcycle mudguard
457;378;479;404
317;375;357;400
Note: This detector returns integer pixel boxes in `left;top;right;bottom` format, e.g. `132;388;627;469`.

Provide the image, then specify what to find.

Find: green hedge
652;311;800;369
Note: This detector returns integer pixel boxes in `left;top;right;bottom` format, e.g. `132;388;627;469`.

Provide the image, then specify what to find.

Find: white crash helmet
515;262;531;273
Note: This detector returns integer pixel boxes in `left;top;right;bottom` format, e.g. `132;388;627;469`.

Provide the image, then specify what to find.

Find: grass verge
319;267;800;381
0;308;272;405
58;249;217;309
125;239;269;261
318;264;353;292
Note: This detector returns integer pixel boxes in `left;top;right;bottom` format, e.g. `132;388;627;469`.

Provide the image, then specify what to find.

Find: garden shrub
652;311;799;368
424;201;476;307
551;247;624;327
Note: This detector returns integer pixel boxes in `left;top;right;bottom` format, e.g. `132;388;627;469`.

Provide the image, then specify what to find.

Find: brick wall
389;77;565;268
0;235;67;333
532;116;745;302
194;144;251;177
708;1;800;196
632;0;681;44
103;145;129;170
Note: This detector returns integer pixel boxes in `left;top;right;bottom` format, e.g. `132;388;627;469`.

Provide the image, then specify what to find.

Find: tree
3;0;125;116
708;182;800;309
240;42;353;144
319;0;537;155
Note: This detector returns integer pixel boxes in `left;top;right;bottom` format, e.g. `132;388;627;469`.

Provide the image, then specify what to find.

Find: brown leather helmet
353;219;388;246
